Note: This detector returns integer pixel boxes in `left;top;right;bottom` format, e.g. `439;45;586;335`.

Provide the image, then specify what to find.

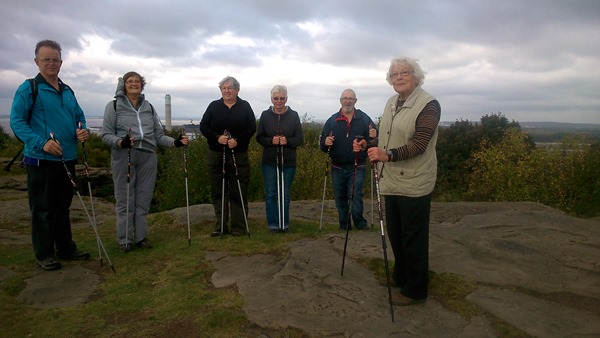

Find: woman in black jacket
200;76;256;237
256;85;304;232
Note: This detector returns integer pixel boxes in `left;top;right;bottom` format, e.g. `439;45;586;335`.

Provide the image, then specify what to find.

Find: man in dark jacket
320;89;377;230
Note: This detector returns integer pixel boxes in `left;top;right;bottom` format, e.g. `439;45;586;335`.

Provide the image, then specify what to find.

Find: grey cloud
0;0;599;126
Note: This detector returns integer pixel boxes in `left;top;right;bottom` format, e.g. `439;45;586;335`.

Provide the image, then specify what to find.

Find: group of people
11;39;440;307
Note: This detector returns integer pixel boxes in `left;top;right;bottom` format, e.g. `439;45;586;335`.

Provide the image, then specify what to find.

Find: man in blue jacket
320;89;377;231
10;40;90;271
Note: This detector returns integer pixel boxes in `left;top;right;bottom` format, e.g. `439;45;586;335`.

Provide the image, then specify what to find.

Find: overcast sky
1;0;599;129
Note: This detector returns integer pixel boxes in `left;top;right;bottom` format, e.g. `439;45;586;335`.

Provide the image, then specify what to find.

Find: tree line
2;113;598;218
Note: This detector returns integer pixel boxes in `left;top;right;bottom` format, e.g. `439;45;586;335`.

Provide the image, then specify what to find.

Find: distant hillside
519;121;600;131
520;122;600;143
438;121;600;144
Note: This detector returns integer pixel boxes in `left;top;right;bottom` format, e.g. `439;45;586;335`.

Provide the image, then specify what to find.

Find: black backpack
5;79;38;172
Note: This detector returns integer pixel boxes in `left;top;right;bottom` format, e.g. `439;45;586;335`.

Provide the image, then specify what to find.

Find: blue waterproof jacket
10;74;86;162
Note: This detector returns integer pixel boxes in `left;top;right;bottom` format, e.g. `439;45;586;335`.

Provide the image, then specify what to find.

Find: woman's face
271;91;287;111
125;76;143;95
220;81;239;102
390;64;418;99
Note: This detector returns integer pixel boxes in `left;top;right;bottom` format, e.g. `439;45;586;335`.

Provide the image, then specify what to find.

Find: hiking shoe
120;243;132;253
37;257;61;271
211;230;225;237
57;249;90;260
136;238;152;249
268;229;279;233
391;293;426;306
231;231;243;237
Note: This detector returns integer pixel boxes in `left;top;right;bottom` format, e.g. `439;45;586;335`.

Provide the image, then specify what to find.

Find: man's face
35;46;62;78
339;91;357;113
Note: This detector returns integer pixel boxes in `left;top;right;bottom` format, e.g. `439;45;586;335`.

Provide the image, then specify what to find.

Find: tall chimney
165;94;172;131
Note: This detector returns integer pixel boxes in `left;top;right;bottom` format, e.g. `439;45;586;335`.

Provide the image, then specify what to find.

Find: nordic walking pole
319;131;332;232
50;132;115;273
220;140;226;239
226;131;251;238
278;130;285;233
341;135;363;277
373;158;394;322
371;162;374;229
183;127;191;246
368;123;376;230
125;128;132;253
78;122;102;266
276;135;282;232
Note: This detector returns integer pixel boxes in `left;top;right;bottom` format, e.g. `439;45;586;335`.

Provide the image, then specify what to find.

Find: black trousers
27;160;77;260
384;193;431;299
207;149;250;233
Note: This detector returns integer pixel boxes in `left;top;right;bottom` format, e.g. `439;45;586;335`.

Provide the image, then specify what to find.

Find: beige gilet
378;86;438;197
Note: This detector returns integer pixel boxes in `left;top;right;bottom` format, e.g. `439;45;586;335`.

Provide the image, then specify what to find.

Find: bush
78;133;111;168
435;113;532;200
7;113;596;218
152;121;337;213
465;129;600;217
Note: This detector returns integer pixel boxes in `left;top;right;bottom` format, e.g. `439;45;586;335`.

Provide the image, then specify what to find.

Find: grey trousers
111;148;157;244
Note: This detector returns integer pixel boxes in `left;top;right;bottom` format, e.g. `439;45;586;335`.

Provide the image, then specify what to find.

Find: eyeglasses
39;58;62;64
126;80;142;84
272;97;287;101
389;70;414;78
340;97;356;101
220;86;235;91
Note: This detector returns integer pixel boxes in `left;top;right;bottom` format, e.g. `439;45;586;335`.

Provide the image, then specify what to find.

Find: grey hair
270;84;288;97
340;88;357;99
386;57;425;86
219;76;240;90
35;40;62;58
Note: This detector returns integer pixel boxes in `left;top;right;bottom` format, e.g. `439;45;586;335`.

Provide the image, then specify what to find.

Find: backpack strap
150;103;165;129
27;78;37;124
5;78;38;172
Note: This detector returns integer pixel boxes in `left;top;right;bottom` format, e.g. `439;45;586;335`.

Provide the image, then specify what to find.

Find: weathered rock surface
1;173;599;337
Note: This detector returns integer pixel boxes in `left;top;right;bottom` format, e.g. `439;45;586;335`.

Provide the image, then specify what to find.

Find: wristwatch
386;149;393;162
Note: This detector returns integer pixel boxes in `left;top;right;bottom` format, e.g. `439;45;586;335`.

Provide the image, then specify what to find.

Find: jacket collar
397;86;423;108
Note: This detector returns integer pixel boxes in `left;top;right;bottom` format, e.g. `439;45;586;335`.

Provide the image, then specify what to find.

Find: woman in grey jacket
101;71;188;252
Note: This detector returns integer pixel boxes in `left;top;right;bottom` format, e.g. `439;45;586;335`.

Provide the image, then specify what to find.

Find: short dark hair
35;40;62;58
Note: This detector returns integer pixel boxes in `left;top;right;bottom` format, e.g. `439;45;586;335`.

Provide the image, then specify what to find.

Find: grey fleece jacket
101;77;175;152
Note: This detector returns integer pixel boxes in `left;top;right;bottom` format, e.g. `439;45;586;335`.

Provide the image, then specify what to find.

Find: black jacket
200;97;256;152
256;107;304;166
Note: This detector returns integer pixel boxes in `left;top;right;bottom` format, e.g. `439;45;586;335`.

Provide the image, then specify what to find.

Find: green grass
0;211;336;337
0;197;529;337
